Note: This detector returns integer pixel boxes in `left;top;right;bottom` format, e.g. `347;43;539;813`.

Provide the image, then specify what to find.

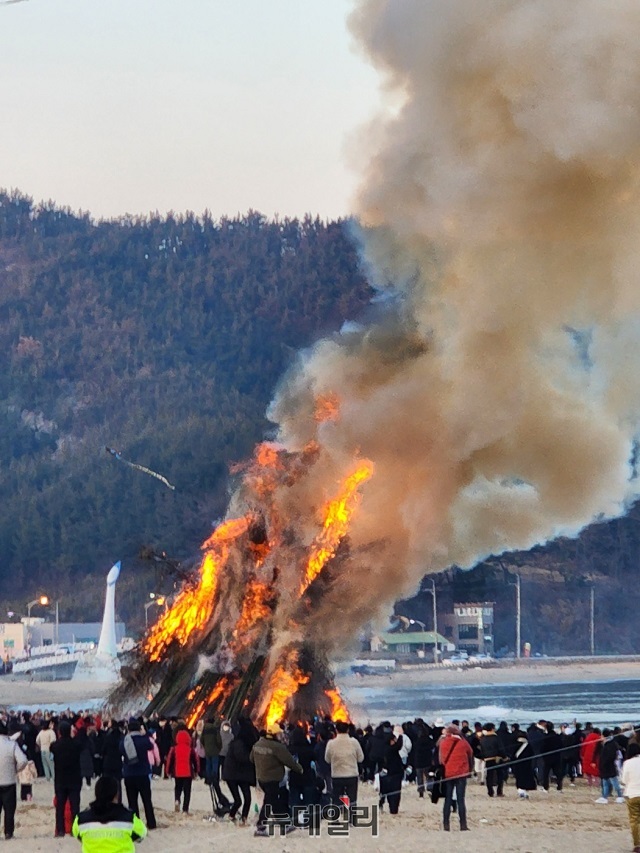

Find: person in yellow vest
72;776;147;852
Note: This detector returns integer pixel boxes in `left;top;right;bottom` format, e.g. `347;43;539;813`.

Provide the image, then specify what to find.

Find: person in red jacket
439;724;473;832
166;730;198;814
581;728;602;788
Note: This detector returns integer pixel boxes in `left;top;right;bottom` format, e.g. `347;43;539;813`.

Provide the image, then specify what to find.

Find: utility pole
430;579;439;664
590;585;595;656
516;573;521;659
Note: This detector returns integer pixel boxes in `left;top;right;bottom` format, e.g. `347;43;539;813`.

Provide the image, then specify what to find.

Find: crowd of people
1;708;640;850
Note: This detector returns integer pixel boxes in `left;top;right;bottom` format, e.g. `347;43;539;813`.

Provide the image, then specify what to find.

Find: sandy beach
9;771;631;853
1;661;639;850
340;658;640;691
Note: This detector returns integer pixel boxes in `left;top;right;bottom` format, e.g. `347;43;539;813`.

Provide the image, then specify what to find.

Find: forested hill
0;191;372;620
1;190;639;651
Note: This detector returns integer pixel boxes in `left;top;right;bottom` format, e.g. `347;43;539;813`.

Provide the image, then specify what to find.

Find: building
0;622;26;660
373;630;452;658
441;602;495;656
0;620;126;659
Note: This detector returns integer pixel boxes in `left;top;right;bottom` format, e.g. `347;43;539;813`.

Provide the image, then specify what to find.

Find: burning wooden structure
113;439;372;727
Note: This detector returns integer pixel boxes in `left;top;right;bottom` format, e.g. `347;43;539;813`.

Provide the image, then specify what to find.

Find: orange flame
314;394;340;423
264;653;310;727
186;675;236;728
234;579;274;639
255;442;283;469
325;687;350;722
144;516;249;662
300;460;374;594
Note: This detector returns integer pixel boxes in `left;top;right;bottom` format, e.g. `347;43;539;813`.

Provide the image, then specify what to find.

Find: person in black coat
561;725;581;784
367;725;388;782
414;724;435;798
73;725;94;787
479;724;507;797
598;729;624;800
288;725;319;810
156;717;173;779
88;725;105;778
512;733;537;797
361;726;374;781
50;722;83;838
527;722;547;785
101;721;124;794
379;733;404;815
542;723;564;791
21;712;40;777
221;718;258;824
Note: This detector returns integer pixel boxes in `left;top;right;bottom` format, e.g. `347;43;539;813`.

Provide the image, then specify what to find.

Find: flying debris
105;447;176;491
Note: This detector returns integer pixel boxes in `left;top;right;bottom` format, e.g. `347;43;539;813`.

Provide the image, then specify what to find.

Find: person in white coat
621;742;640;853
36;720;57;781
0;720;27;840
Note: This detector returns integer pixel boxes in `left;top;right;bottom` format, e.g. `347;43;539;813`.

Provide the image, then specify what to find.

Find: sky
0;0;380;221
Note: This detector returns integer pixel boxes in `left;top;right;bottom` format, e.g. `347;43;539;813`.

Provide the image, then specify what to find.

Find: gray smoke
264;0;640;628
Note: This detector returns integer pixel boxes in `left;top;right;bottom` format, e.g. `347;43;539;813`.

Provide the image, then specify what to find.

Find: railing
12;648;89;674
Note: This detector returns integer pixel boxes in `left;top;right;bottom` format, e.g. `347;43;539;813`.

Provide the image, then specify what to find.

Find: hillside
0;189;639;650
0;191;372;623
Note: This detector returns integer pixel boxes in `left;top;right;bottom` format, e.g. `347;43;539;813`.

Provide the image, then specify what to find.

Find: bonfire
113;436;371;728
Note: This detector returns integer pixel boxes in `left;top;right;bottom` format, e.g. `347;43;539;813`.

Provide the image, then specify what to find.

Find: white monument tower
73;561;122;682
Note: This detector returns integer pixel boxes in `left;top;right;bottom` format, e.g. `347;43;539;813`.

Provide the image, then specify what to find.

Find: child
11;730;36;802
166;730;198;814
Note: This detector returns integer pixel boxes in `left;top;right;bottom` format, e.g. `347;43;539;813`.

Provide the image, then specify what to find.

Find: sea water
341;678;640;727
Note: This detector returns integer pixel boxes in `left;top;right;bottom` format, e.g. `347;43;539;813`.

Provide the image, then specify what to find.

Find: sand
340;658;640;691
10;772;632;853
2;662;639;850
0;680;112;709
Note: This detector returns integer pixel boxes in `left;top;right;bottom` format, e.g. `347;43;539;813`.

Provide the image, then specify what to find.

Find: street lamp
515;573;521;659
27;595;49;619
590;584;595;656
408;618;426;631
144;594;167;628
424;579;439;663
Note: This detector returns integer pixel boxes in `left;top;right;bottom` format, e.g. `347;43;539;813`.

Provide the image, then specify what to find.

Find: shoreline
1;658;639;711
338;658;640;690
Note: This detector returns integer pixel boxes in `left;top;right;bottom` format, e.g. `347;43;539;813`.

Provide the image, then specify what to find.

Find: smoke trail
265;0;640;631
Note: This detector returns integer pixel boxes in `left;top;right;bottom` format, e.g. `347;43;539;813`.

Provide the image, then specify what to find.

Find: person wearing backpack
439;724;473;832
120;719;156;830
166;730;198;814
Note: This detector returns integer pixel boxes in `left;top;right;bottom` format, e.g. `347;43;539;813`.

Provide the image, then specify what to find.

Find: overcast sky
0;0;380;220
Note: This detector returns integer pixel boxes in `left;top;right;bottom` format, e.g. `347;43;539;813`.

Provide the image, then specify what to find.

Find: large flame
144;516;250;662
300;460;374;594
325;687;350;722
234;579;274;639
263;652;311;727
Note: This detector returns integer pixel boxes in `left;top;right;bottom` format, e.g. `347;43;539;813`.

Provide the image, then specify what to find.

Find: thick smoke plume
121;1;640;721
269;0;640;613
